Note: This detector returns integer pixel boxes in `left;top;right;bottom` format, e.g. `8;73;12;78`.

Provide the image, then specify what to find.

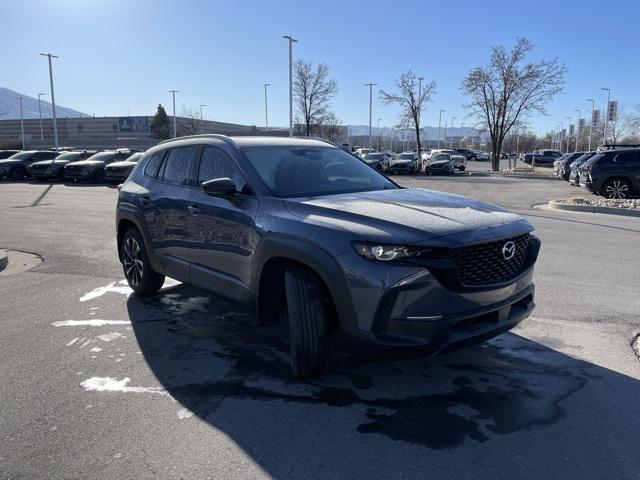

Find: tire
602;177;631;199
284;266;330;378
459;166;466;172
121;227;165;296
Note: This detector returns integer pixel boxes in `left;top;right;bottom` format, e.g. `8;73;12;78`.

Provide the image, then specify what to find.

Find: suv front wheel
284;266;330;378
121;228;165;295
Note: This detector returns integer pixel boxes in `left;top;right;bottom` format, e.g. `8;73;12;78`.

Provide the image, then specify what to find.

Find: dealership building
0;115;287;150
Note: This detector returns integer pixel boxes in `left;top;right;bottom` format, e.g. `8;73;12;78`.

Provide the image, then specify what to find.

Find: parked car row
553;147;640;199
524;149;563;165
0;149;142;183
361;150;463;176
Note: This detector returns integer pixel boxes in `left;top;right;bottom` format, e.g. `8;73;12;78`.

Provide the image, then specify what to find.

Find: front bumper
389;162;418;173
333;239;539;357
65;169;95;180
105;171;130;183
426;163;452;174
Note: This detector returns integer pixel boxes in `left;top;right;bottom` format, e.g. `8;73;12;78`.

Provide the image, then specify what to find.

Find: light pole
574;109;581;152
459;121;465;148
263;83;270;132
444;118;448;148
565;117;572;153
199;104;206;133
586;98;595;151
364;83;377;149
37;93;46;141
450;116;457;148
17;96;25;150
40;53;59;149
377;118;381;150
169;90;178;138
560;122;564;152
437;109;445;149
601;87;611;146
283;35;298;137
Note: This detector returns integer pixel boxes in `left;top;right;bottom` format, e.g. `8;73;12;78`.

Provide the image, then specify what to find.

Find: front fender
252;234;358;331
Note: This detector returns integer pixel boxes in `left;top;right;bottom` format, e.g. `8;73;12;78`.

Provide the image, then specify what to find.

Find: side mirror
201;177;236;197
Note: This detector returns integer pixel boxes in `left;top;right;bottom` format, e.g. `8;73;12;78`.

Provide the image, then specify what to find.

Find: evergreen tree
150;104;170;139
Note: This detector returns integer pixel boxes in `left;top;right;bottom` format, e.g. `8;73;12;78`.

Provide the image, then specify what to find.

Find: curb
0;250;8;272
548;200;640;218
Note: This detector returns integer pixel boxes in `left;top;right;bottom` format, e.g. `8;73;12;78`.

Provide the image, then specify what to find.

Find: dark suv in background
30;150;97;180
0;150;59;180
455;148;477;161
65;149;137;182
104;152;143;183
580;148;640;198
116;135;540;377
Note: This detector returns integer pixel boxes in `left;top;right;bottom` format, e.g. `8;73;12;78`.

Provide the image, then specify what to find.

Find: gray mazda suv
116;135;540;377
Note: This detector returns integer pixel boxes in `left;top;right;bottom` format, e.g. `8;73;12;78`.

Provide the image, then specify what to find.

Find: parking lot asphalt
1;174;639;480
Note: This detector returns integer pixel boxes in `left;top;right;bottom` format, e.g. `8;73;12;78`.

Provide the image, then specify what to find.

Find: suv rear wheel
602;177;631;199
284;266;330;378
121;228;165;295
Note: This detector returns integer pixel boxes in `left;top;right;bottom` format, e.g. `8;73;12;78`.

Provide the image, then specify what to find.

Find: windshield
85;152;116;162
431;153;451;161
397;153;415;160
242;147;397;197
363;153;382;160
55;152;84;160
125;153;142;162
7;151;35;160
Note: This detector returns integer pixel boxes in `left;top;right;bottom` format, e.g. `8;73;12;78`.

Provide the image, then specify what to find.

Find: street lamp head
200;104;206;107
574;109;581;113
40;53;59;58
264;83;270;87
600;87;610;92
418;77;424;81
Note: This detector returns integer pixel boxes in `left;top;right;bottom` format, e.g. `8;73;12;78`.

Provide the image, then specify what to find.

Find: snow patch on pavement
176;408;194;419
52;319;131;327
80;377;171;398
79;280;132;302
97;332;124;342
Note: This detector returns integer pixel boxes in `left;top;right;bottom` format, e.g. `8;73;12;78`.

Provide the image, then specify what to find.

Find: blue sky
2;0;639;134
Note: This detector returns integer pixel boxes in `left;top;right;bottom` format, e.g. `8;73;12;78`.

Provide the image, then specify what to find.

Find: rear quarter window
144;152;165;178
160;147;195;185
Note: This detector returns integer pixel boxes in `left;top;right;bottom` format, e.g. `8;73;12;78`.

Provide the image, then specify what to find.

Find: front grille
31;164;46;171
452;234;532;286
66;165;83;172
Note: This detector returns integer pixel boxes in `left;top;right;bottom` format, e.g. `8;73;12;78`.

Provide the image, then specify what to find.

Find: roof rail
157;134;237;148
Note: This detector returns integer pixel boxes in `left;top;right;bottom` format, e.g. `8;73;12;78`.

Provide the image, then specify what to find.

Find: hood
107;161;136;168
429;159;452;165
31;159;70;167
283;188;532;246
66;160;105;167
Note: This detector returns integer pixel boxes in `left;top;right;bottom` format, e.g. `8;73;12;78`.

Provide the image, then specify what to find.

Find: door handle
139;196;152;206
188;205;201;216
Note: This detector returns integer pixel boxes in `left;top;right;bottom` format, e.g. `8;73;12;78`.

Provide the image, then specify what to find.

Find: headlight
354;243;412;261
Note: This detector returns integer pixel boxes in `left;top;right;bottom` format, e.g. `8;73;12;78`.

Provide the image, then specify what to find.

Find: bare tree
293;60;338;136
379;70;436;159
608;105;633;145
461;38;566;171
177;106;202;136
322;112;343;142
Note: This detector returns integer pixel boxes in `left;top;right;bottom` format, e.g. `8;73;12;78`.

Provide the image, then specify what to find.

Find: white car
430;149;467;171
354;148;376;158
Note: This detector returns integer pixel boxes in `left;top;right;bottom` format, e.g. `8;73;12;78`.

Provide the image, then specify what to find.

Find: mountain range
0;87;87;120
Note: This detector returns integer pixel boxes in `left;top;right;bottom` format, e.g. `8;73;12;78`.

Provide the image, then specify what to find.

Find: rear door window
161;147;195;185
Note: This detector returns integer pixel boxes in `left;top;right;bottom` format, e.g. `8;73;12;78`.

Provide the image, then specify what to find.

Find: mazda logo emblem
502;241;516;260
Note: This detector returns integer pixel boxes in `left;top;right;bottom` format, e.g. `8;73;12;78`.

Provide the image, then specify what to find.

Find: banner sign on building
119;117;149;132
607;101;618;122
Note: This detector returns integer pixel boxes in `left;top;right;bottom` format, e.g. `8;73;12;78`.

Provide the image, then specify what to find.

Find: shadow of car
122;282;640;478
